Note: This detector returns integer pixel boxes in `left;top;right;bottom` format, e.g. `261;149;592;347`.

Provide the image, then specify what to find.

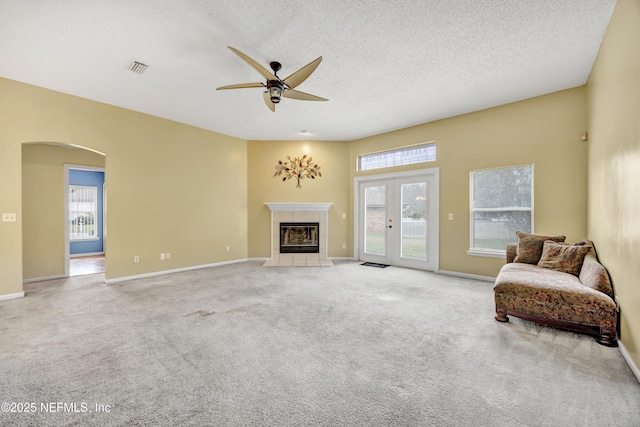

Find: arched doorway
22;142;106;281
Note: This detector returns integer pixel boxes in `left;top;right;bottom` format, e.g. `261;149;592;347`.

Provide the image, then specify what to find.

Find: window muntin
359;143;436;171
469;165;533;256
69;185;98;241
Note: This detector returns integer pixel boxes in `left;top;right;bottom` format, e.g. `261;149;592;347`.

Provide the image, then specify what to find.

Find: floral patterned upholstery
579;253;615;299
506;244;518;263
537;240;591;277
495;242;617;344
512;231;566;264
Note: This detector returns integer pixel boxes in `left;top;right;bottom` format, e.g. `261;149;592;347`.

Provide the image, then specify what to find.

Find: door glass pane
364;186;386;256
401;182;427;260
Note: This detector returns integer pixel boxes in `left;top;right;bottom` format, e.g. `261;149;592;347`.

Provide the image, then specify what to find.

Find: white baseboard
439;269;496;282
619;341;640;384
105;258;249;284
247;258;270;262
0;291;25;301
23;275;66;284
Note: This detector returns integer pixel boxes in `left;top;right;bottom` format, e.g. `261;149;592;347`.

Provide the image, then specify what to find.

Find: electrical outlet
133;256;140;263
342;213;347;219
2;213;16;222
160;253;166;260
226;246;230;252
166;253;171;259
448;213;454;220
342;243;347;249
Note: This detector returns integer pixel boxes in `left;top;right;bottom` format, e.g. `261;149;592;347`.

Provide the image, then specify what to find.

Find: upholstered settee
493;233;617;347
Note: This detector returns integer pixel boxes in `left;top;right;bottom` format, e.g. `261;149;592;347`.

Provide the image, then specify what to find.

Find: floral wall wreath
273;155;322;188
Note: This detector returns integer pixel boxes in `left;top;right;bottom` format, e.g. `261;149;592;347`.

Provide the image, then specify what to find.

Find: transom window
69;185;98;241
468;164;533;257
358;142;436;171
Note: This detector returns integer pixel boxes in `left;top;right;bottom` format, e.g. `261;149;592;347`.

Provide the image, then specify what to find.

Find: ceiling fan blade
227;46;277;81
282;89;328;102
216;82;263;90
263;91;276;112
283;56;322;89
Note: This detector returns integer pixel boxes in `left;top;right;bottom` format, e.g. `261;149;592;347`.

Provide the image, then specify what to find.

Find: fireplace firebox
280;222;319;253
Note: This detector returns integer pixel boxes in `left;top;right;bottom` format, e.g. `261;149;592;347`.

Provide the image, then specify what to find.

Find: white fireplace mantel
263;202;334;266
265;202;333;212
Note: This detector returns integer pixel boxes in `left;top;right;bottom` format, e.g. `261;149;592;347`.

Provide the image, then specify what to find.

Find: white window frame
467;164;534;258
69;185;99;242
358;142;436;171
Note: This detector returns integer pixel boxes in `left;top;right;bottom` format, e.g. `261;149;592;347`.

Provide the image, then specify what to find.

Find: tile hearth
263;202;334;267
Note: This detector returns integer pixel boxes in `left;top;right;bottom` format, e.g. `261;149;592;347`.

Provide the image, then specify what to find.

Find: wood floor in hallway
70;255;105;276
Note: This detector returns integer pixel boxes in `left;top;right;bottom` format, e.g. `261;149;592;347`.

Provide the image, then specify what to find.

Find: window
358;142;436;171
69;185;98;241
468;165;533;257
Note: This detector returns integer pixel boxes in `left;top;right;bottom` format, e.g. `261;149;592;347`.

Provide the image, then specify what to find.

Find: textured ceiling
0;0;617;141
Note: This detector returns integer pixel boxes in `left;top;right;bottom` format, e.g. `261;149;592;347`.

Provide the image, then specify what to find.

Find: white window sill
466;249;506;259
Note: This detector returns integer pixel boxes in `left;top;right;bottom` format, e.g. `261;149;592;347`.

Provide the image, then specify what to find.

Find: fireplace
280;222;319;253
264;202;334;267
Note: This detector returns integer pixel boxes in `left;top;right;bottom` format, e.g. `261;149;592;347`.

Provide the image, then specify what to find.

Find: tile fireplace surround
263;202;334;267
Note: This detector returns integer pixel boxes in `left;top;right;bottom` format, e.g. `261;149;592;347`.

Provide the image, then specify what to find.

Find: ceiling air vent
128;61;148;74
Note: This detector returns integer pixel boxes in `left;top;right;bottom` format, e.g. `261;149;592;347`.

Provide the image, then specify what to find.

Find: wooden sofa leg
595;329;618;347
495;307;509;322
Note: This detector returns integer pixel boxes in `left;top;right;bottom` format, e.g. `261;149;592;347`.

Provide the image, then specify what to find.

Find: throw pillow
573;239;596;256
513;231;566;264
537;240;591;276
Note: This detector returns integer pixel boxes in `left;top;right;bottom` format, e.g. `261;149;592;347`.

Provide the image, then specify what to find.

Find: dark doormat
361;262;390;268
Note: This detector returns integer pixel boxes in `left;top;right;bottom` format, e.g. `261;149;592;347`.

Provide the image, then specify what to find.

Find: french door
356;169;439;271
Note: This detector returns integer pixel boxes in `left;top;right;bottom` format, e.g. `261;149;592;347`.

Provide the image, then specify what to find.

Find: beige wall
586;0;640;370
22;144;105;279
0;77;247;295
0;137;22;296
351;87;589;277
2;77;588;294
247;140;350;259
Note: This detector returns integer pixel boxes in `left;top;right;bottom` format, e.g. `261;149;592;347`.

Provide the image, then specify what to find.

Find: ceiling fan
216;46;328;112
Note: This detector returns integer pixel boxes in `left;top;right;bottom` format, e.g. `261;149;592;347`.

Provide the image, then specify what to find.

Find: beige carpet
1;261;638;426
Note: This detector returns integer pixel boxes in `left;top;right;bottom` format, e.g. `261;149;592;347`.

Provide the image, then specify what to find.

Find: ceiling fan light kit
216;46;327;112
266;79;284;104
